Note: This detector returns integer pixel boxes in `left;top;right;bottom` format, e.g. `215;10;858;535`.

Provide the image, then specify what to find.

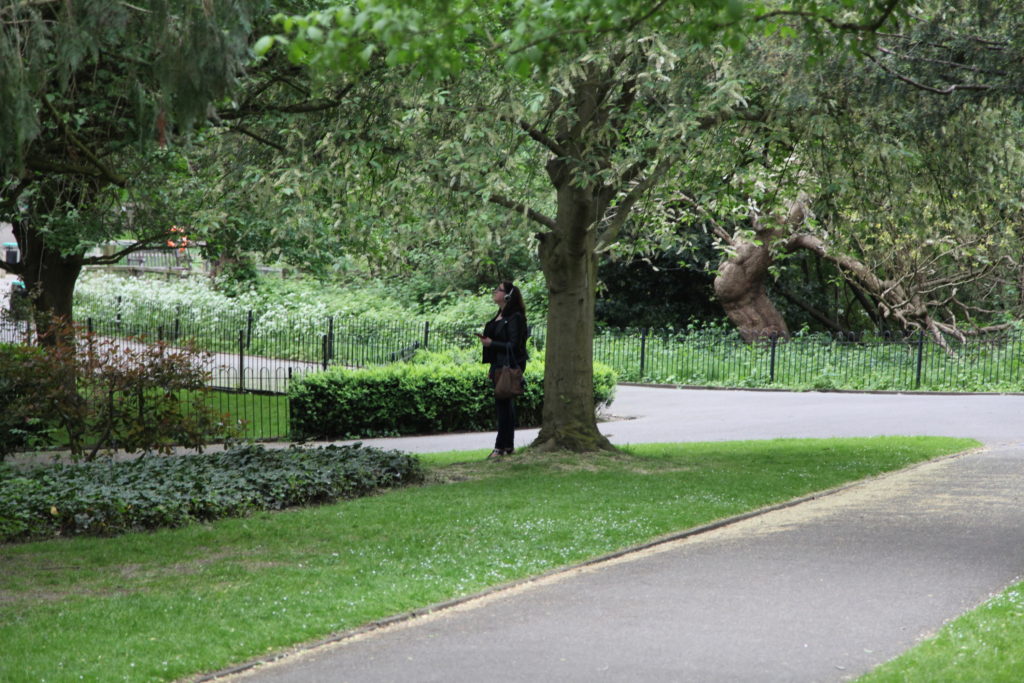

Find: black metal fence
595;327;1024;391
4;309;1024;442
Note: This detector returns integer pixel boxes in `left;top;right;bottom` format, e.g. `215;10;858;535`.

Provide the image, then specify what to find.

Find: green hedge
0;443;424;542
289;358;617;440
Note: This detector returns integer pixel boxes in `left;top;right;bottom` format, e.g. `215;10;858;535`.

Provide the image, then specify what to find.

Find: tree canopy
0;0;262;335
261;0;977;451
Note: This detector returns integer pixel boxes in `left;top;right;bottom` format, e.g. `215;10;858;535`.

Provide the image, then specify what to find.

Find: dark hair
499;280;526;320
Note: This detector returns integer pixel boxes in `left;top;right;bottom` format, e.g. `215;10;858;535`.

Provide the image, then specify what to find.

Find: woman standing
481;280;528;459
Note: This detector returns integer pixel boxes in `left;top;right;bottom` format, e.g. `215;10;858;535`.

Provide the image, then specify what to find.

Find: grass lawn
0;436;977;682
858;580;1024;682
203;389;290;441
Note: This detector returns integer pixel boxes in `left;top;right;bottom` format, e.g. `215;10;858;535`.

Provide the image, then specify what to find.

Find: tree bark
533;180;615;453
14;218;83;345
714;233;790;341
714;199;813;342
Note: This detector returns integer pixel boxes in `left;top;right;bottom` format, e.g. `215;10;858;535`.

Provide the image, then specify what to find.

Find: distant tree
702;1;1024;342
0;0;261;340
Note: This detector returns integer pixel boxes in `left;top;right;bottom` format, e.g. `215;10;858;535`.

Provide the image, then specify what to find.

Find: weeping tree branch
42;97;127;186
866;54;994;94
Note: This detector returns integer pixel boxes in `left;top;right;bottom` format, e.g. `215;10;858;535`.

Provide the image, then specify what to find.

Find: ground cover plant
0;436;976;682
857;579;1024;682
0;443;424;542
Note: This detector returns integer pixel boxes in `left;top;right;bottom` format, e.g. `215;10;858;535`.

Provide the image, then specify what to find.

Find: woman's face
493;284;506;306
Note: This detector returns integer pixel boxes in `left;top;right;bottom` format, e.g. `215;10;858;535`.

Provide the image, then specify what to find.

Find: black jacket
482;311;529;367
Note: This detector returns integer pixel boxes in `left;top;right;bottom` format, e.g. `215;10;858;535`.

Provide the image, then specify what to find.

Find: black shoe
486;450;505;460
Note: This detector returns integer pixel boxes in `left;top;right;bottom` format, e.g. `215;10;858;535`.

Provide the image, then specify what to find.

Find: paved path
339;385;1024;452
214;388;1024;682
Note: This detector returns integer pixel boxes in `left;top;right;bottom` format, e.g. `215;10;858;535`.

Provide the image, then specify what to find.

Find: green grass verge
858;580;1024;682
1;436;976;682
202;389;290;441
36;390;290;450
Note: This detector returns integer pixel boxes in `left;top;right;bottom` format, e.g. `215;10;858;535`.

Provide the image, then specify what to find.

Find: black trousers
492;361;525;451
495;395;516;451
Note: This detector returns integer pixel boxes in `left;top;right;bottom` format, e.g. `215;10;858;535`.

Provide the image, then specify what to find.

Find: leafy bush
3;321;240;460
0;344;52;457
289;355;617;440
0;443;424;542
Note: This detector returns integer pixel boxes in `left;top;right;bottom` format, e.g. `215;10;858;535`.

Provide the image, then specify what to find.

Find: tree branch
597;156;675;248
876;45;1007;77
866;54;994;95
43;98;127;186
227;124;287;152
82;232;173;265
754;0;901;33
515;119;569;157
447;178;555;229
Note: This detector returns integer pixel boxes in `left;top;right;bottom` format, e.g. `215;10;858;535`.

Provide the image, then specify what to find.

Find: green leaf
252;35;275;56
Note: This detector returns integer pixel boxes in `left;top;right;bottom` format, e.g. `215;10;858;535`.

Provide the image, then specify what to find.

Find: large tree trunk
15;220;83;345
531;167;615;453
714;199;813;342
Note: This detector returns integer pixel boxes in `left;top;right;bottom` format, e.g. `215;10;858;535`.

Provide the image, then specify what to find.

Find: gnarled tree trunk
714;198;811;342
714;235;790;342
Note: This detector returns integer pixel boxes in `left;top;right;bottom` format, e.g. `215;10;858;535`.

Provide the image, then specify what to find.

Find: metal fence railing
5;309;1024;442
593;328;1024;392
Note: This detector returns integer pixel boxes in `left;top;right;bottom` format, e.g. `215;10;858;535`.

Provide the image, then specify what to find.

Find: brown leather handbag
494;364;524;399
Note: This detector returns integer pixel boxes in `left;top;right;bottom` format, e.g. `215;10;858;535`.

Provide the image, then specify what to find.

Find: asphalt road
209;388;1024;683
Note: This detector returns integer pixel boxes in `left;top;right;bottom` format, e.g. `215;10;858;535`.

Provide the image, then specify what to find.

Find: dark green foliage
597;250;719;329
289;358;617;440
0;344;51;456
3;323;240;460
0;443;423;542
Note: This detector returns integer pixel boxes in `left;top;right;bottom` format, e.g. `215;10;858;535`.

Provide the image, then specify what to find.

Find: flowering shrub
74;272;412;334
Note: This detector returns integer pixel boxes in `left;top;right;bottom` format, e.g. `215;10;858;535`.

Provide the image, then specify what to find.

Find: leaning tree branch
866;54;994;94
43;97;127;186
447;177;556;230
597;156;675;248
227;124;287;153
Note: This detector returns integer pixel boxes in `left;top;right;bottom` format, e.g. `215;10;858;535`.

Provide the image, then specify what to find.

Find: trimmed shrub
0;443;424;542
289;357;617;440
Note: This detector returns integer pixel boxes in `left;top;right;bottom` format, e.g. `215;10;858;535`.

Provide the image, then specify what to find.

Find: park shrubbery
289;352;617;440
0;443;424;542
0;324;240;461
0;344;51;457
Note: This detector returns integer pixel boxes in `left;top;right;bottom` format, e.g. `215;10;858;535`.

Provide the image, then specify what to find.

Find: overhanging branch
866;54;994;94
597;156;675;248
448;177;555;230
